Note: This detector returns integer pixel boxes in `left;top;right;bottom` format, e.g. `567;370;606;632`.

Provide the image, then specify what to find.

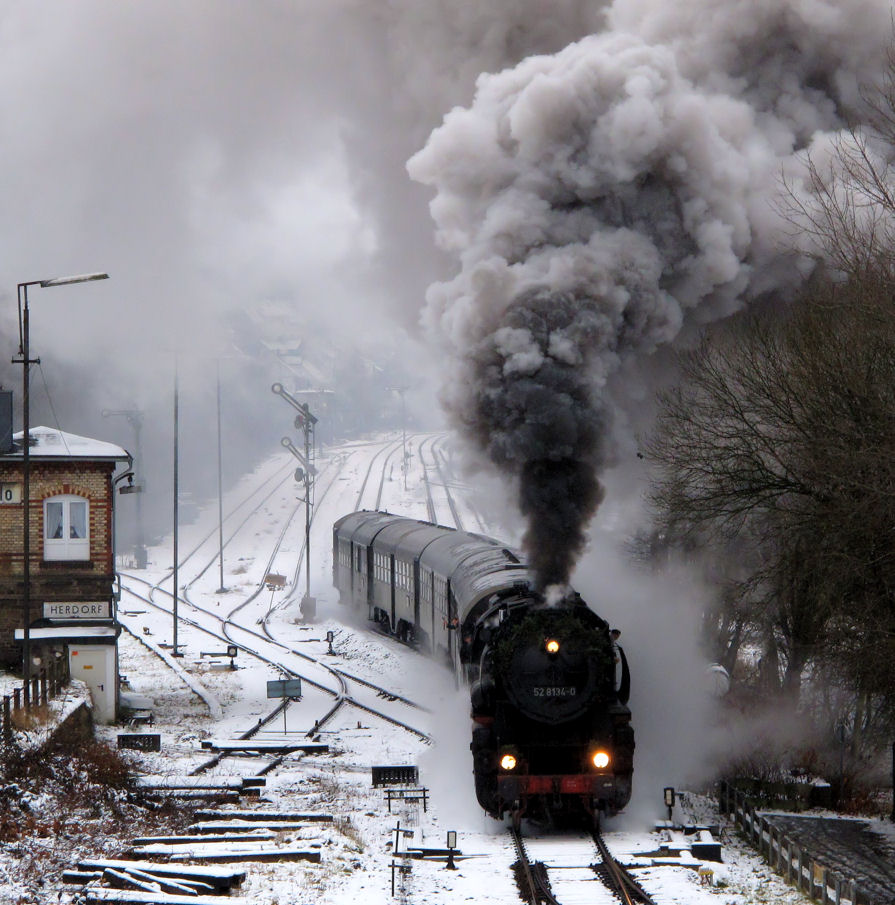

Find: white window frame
43;494;90;561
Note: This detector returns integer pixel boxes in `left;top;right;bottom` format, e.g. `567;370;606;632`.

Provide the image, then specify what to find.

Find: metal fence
719;779;879;905
0;657;70;743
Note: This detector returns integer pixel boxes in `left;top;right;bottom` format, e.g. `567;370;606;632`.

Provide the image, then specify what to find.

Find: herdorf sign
43;601;112;620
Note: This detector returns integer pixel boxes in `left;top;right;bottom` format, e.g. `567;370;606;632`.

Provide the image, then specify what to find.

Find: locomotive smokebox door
504;637;598;724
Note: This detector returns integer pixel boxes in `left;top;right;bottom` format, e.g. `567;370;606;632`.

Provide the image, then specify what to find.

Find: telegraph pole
387;386;409;490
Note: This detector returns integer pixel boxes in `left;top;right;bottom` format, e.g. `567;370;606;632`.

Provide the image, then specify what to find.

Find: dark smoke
463;290;607;587
409;0;895;587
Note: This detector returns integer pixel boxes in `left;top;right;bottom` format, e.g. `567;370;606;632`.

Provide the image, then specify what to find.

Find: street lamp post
14;272;108;682
172;358;181;657
216;359;226;594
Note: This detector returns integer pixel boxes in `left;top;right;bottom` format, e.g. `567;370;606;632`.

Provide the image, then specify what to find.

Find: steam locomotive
332;511;634;825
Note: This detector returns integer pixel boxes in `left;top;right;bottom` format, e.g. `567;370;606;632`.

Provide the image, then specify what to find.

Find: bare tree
645;275;895;728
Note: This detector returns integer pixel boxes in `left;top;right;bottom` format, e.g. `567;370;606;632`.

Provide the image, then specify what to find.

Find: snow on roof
7;426;129;460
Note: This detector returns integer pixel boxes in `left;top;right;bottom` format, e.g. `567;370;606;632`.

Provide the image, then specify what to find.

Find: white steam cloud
408;0;894;585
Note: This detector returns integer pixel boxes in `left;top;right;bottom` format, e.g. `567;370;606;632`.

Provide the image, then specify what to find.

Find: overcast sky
0;2;606;544
3;0;891;556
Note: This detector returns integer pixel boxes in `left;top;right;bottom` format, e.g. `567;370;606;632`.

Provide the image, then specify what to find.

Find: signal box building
0;406;131;723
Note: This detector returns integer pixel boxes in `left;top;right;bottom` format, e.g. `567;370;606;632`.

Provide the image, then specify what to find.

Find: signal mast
272;382;318;620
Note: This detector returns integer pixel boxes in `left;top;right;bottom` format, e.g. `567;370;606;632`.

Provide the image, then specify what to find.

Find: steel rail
509;827;540;905
123;573;431;742
374;436;409;511
592;828;657;905
353;435;404;511
416;433;438;523
509;827;562;905
138;457;297;588
119;437;433;763
431;435;464;531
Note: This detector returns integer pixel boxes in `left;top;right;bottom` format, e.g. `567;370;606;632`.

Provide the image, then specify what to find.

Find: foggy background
0;1;610;552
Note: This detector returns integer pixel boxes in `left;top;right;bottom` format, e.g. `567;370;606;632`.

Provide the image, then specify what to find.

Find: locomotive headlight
545;638;560;654
500;753;518;771
592;750;611;769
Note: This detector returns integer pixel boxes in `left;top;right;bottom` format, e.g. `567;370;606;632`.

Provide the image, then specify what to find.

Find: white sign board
43;601;112;620
0;483;21;504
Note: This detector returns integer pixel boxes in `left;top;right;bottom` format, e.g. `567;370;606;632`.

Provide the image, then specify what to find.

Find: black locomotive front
470;599;633;825
332;511;634;827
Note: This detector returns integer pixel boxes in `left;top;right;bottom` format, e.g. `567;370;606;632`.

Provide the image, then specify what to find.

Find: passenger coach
333;510;531;676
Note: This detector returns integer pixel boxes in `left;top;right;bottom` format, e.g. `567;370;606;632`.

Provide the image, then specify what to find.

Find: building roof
2;427;130;462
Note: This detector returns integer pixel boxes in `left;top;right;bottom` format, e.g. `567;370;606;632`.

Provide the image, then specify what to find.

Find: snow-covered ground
2;433;815;903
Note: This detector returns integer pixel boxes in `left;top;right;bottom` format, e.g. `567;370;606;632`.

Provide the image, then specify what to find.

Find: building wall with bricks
0;459;117;668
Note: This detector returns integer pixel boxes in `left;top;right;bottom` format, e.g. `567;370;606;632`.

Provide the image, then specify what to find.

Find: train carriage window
397;559;411;591
434;573;447;618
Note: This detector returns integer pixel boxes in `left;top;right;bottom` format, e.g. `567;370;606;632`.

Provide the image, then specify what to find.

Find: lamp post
172;357;181;656
216;359;226;593
14;272;108;682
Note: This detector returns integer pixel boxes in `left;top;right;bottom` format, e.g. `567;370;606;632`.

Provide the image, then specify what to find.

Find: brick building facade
0;426;131;669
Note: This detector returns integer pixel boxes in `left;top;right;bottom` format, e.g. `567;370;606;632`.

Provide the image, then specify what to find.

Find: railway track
353;435;405;511
119;438;433;749
417;434;439;523
510;827;658;905
121;570;431;744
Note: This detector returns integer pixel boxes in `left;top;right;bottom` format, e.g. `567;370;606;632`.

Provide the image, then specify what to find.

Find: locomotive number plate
533;686;577;697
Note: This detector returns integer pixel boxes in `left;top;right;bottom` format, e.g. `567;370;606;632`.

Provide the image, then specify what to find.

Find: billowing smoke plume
409;0;894;588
